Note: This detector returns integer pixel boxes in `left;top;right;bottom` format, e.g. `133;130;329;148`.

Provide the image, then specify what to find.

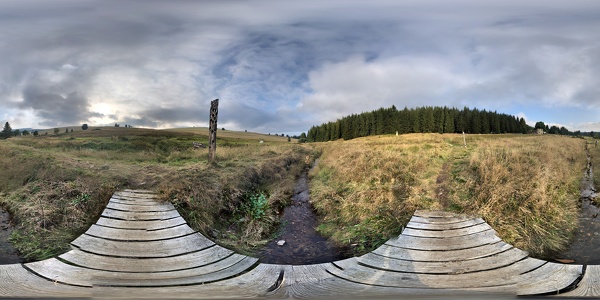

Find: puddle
257;165;350;264
556;146;600;265
0;208;23;264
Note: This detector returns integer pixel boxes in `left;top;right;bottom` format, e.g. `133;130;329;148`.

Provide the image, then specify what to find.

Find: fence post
208;99;219;163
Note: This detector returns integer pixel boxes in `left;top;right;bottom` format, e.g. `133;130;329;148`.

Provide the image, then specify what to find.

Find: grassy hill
0;128;590;260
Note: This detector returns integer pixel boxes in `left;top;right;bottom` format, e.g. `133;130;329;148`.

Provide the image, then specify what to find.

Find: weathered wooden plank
274;264;480;298
71;232;214;257
94;264;282;298
413;210;475;219
116;190;157;197
0;264;91;298
402;222;493;238
275;264;393;298
219;263;289;295
358;247;529;274
95;216;187;230
26;255;258;288
109;195;162;204
108;199;160;207
101;208;181;220
406;218;486;230
517;261;583;295
108;197;163;206
9;202;593;298
409;215;472;224
386;229;501;250
560;265;600;297
59;246;234;272
84;224;195;241
93;256;259;287
121;189;155;193
26;258;95;287
328;257;526;290
106;201;175;212
371;241;513;262
279;262;519;298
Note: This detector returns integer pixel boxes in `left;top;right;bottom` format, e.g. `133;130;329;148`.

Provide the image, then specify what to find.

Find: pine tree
433;107;444;134
1;122;12;139
519;118;528;134
471;109;481;134
399;107;411;133
411;109;421;133
480;110;490;134
443;108;455;133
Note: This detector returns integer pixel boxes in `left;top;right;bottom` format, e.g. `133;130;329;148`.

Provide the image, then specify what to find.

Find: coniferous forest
306;106;571;142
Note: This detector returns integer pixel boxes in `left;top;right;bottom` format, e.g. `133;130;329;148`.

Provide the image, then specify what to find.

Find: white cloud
299;55;467;122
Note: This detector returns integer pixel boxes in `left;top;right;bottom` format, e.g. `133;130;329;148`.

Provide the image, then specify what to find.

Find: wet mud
557;145;600;264
257;169;349;265
0;208;23;264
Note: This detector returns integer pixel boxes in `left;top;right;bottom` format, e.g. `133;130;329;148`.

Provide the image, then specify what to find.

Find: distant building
535;128;544;135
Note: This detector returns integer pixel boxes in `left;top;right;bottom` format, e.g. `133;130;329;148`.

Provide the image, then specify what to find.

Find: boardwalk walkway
0;189;598;298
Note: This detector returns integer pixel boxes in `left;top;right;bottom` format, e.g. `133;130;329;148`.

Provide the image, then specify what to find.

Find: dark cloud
17;64;102;126
20;88;101;126
142;106;209;125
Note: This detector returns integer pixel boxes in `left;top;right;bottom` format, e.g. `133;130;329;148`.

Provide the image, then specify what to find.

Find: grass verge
309;134;586;257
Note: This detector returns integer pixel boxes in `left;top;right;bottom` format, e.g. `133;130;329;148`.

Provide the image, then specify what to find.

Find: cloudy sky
1;0;599;134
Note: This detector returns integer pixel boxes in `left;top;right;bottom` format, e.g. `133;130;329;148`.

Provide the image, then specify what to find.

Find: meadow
0;126;309;260
310;134;587;258
0;128;589;261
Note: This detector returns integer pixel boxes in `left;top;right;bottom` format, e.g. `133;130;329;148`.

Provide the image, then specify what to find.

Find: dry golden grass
0;128;309;260
1;128;587;260
462;136;585;257
310;134;586;257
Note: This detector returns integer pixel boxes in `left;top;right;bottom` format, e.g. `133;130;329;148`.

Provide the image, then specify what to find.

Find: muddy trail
0;208;23;264
557;144;600;264
257;167;350;265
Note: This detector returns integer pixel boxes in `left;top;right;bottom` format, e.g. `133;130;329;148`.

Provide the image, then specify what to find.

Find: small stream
0;208;23;264
557;145;600;264
257;166;350;265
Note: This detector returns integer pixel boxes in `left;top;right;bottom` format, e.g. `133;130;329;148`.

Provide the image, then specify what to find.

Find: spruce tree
1;122;12;139
412;109;421;133
443;109;455;133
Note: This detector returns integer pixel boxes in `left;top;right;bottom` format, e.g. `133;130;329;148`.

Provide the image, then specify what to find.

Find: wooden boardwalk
0;189;598;298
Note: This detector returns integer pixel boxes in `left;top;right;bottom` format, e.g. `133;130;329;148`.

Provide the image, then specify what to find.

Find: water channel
257;165;350;264
557;145;600;264
0;208;23;264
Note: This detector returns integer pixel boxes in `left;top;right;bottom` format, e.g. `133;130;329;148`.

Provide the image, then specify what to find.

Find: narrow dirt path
557;144;600;264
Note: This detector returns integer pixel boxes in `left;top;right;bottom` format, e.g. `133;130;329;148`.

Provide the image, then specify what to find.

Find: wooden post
462;131;467;147
208;99;219;163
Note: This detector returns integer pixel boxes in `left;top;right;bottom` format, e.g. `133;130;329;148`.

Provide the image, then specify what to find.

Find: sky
0;0;599;134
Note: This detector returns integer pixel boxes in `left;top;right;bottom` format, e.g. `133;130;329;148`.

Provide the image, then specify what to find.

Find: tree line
0;122;38;138
306;106;574;142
